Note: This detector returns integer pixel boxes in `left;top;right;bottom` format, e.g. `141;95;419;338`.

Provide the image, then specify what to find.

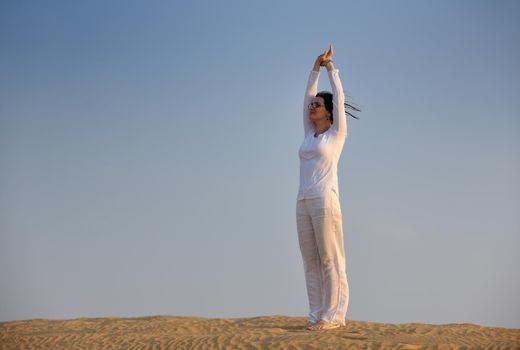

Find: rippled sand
1;315;519;349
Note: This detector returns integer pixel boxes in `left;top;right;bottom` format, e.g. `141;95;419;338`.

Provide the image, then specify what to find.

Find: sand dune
1;315;519;349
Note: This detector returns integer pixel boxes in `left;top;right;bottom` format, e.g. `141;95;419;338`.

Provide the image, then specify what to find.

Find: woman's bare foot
304;320;318;330
306;320;343;331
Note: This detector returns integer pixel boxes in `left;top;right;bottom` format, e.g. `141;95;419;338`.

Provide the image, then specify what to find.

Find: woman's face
309;96;331;123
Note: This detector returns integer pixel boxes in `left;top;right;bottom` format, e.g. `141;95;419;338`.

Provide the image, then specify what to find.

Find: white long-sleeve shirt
297;69;348;200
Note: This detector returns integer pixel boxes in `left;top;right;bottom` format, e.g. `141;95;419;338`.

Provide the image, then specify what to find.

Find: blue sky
1;0;519;328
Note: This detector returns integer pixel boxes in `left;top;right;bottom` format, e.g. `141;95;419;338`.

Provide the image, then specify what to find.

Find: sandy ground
1;315;519;349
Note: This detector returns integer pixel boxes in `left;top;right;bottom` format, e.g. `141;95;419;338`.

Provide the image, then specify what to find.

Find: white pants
296;189;349;324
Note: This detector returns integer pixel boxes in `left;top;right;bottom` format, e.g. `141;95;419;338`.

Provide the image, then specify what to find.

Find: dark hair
315;91;361;123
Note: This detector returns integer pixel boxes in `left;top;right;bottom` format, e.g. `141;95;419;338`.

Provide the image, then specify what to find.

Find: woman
296;45;356;331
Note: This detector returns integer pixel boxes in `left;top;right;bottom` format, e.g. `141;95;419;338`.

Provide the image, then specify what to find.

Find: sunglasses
308;102;324;110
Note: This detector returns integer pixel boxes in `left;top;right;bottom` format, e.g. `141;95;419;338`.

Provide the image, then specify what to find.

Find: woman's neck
314;122;331;137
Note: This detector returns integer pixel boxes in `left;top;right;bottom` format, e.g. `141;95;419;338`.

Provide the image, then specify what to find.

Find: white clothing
296;68;349;324
297;69;347;201
296;191;349;324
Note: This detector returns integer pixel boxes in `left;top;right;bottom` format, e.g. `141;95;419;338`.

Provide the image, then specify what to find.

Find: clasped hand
315;44;334;67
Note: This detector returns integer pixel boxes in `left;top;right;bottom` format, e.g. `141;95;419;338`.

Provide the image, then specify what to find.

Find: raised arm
302;53;329;135
303;69;320;135
325;61;347;138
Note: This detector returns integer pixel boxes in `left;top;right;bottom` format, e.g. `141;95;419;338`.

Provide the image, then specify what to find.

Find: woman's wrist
324;60;335;71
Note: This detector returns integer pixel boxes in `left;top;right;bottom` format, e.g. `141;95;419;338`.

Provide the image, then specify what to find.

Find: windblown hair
315;91;361;123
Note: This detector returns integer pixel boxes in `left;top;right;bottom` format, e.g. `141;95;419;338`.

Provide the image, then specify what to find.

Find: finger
323;49;329;59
